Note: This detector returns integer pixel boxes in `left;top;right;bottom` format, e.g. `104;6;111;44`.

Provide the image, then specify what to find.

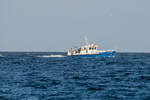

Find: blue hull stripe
68;51;116;58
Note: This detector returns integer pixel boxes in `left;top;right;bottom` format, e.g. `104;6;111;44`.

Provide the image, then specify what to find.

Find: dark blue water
0;52;150;100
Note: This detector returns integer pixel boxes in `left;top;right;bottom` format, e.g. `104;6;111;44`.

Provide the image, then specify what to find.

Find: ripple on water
0;52;150;100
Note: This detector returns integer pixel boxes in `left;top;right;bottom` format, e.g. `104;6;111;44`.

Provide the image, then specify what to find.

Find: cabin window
78;48;81;53
92;47;94;50
95;47;97;50
89;47;91;50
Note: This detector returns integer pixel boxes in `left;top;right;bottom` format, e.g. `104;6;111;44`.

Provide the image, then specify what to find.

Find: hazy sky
0;0;150;52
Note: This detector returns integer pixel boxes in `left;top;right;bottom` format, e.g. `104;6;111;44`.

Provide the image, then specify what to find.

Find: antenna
84;36;89;45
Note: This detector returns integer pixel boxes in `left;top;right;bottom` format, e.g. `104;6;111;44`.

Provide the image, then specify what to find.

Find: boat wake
37;55;66;58
0;54;3;57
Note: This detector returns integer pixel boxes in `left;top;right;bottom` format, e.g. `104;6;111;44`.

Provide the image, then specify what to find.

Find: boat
67;37;116;57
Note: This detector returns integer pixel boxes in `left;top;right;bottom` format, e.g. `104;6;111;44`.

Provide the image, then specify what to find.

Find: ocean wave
37;55;66;58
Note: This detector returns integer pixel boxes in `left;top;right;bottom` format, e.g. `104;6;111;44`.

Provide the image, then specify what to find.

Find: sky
0;0;150;52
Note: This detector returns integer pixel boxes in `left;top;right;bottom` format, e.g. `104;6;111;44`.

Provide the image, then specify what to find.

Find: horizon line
0;50;150;53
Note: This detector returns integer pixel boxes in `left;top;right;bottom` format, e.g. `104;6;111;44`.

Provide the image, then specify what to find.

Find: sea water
0;52;150;100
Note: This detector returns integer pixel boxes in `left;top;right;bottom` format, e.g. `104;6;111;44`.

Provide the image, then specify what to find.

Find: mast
84;36;89;46
84;36;89;53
